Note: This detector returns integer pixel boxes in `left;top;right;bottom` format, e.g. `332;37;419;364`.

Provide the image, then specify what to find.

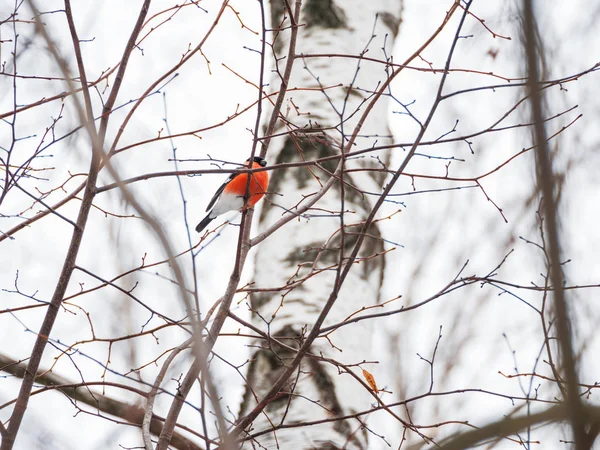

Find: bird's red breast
222;161;269;207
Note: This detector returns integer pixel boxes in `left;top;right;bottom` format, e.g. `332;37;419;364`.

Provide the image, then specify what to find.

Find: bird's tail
195;214;214;233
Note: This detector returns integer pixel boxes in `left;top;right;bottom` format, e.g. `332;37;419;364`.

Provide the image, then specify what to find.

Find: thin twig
142;338;193;450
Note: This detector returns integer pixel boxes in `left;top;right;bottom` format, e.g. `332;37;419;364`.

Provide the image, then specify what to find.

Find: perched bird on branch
196;156;269;233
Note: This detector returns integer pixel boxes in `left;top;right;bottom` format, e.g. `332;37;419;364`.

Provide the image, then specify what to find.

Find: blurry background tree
1;0;599;449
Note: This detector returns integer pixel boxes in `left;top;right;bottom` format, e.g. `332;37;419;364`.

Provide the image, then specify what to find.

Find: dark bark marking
378;11;402;38
304;0;348;29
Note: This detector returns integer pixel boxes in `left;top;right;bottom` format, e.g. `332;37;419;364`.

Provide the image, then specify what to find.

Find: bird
195;156;269;233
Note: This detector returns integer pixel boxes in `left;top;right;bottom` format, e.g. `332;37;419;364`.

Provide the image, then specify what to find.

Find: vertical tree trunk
240;1;402;448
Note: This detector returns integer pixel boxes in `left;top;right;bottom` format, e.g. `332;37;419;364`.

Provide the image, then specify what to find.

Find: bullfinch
195;156;269;233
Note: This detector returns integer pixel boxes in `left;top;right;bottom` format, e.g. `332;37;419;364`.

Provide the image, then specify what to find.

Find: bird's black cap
251;156;267;167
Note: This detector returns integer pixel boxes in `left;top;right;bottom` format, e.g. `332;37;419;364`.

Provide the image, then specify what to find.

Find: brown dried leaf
362;369;379;393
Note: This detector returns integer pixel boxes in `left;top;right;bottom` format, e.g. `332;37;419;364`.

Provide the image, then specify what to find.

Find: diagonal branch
0;353;203;450
0;2;151;449
155;2;304;448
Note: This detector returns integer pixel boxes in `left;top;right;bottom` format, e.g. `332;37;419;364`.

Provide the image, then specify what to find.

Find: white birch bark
240;1;402;448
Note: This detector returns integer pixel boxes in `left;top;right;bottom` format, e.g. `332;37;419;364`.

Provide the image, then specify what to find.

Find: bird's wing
205;173;234;212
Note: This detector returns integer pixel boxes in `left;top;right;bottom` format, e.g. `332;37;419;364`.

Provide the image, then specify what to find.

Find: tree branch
0;353;203;450
522;0;588;448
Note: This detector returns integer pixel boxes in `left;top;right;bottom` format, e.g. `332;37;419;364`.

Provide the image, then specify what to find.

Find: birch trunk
240;1;402;447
